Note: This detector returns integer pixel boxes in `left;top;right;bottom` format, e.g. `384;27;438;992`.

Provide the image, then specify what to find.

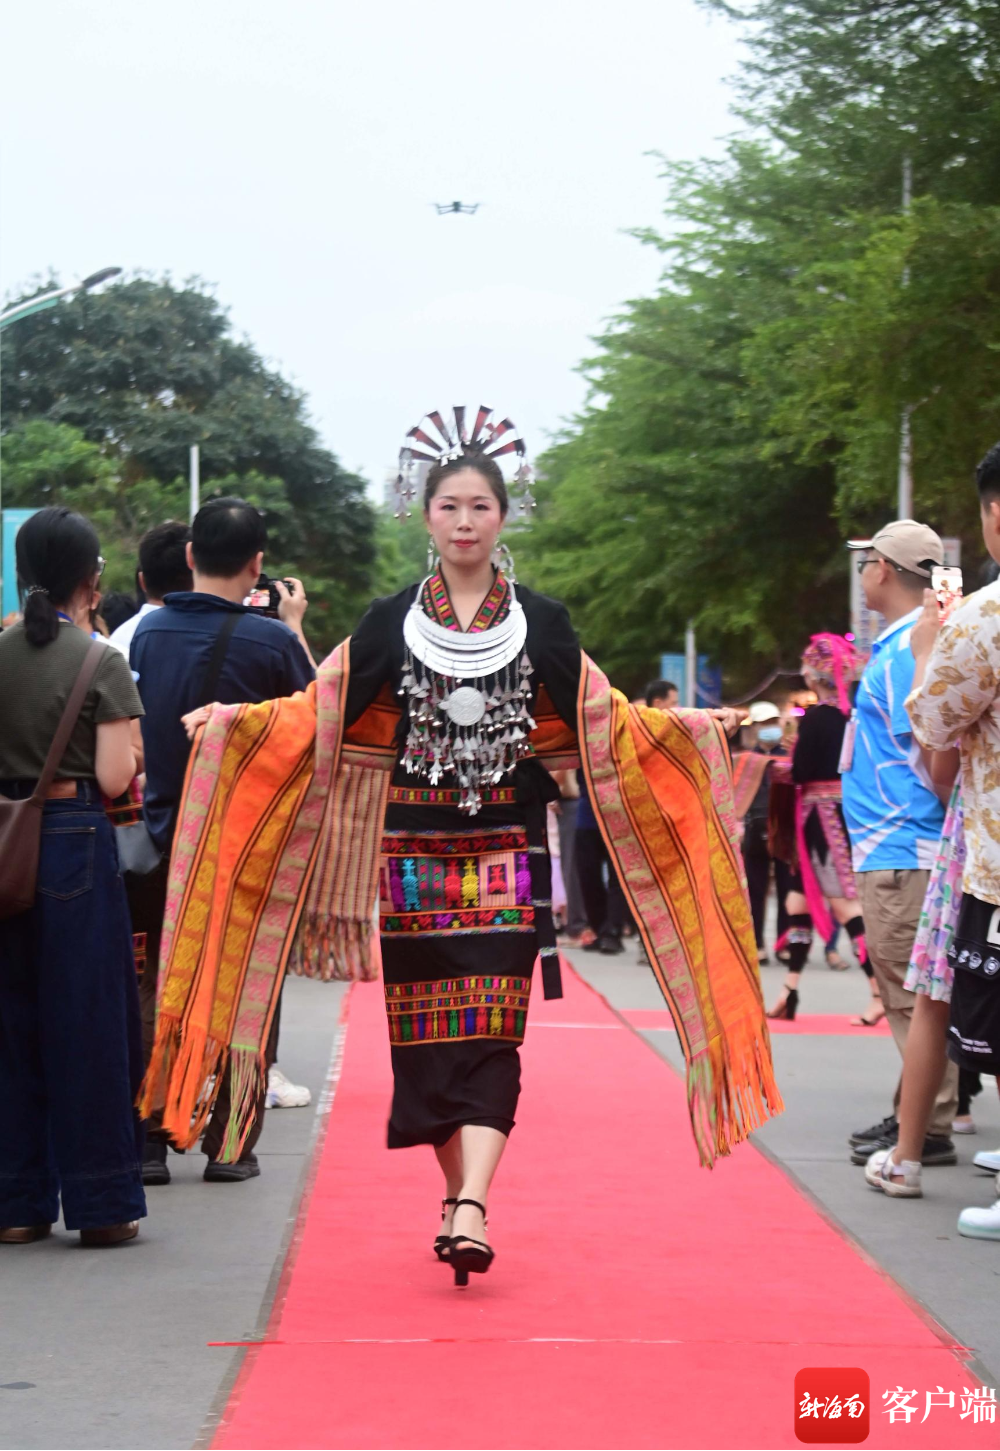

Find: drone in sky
433;201;480;215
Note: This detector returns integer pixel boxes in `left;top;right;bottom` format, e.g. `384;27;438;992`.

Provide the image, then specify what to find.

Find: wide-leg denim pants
0;782;147;1231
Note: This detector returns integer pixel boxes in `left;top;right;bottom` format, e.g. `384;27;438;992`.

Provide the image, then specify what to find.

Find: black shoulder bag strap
198;612;241;705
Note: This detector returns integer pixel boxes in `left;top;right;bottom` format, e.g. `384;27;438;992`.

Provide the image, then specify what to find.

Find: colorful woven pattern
579;662;783;1165
731;751;771;822
141;682;326;1159
388;784;517;807
384;975;531;1045
380;825;534;937
795;780;857;943
421;570;510;633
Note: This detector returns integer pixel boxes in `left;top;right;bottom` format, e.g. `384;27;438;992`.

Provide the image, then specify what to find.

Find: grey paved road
3;938;997;1449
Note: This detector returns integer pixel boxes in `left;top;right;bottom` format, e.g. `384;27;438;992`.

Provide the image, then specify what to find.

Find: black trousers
575;827;627;941
555;799;588;936
127;858;279;1159
0;786;146;1230
742;817;791;947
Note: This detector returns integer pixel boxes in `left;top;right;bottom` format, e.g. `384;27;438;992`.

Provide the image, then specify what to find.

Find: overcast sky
1;1;743;496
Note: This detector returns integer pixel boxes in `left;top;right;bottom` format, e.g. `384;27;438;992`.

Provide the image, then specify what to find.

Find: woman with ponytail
0;507;147;1246
767;633;882;1025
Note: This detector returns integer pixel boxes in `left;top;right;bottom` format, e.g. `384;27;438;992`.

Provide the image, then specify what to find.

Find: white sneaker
952;1116;977;1135
266;1066;311;1109
972;1147;1000;1173
957;1199;1000;1240
865;1147;922;1197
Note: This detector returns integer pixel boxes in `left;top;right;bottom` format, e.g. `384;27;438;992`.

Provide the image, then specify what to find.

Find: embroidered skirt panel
378;794;542;1148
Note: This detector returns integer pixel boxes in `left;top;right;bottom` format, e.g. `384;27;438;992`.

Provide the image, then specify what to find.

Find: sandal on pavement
767;980;799;1021
851;998;886;1028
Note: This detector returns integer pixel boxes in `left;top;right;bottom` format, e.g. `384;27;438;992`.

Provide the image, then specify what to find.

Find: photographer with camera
130;498;316;1186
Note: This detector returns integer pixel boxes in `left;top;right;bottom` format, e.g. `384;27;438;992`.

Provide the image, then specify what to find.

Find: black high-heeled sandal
766;979;799;1021
449;1197;494;1287
433;1197;458;1261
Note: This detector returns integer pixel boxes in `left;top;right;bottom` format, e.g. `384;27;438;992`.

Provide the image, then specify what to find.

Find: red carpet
213;966;988;1450
623;1008;892;1036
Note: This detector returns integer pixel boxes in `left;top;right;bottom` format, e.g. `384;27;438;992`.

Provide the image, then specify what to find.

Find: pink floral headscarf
800;633;857;716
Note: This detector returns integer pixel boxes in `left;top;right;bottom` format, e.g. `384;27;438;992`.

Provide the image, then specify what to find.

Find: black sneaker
142;1140;171;1186
852;1133;956;1167
851;1127;897;1165
203;1152;260;1183
920;1136;957;1167
598;936;625;955
849;1114;898;1149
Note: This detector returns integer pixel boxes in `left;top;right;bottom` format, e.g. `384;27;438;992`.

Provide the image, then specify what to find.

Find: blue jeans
0;783;146;1230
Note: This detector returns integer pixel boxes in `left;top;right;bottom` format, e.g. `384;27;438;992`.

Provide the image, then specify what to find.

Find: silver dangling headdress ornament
392;404;536;519
394;404;537;814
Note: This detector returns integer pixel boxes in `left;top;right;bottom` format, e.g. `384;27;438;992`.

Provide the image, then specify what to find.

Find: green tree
1;276;375;644
520;0;1000;689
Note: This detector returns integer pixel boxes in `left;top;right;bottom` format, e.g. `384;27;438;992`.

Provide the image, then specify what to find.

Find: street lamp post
897;157;914;519
0;267;122;332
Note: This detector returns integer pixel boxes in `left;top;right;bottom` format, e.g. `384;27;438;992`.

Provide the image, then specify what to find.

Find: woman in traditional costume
143;407;782;1289
766;634;880;1024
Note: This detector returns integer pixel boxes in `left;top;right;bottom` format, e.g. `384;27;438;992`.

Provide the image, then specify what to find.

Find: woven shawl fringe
292;915;379;982
219;1046;267;1162
290;747;389;982
688;1016;784;1168
579;658;784;1166
139;1013;228;1150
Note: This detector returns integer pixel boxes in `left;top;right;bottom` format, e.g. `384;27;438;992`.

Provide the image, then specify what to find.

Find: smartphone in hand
931;565;963;619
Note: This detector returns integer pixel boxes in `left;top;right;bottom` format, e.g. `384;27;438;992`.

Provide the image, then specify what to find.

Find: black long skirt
378;786;539;1148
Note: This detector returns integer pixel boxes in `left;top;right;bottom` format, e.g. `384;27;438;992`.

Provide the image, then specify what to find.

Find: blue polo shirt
131;592;314;852
841;607;944;872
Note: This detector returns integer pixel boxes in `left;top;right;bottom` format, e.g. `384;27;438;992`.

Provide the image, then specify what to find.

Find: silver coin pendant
444;686;486;726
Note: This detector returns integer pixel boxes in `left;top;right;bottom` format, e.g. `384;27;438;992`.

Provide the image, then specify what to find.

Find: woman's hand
181;704;214;741
910;589;941;662
709;707;744;739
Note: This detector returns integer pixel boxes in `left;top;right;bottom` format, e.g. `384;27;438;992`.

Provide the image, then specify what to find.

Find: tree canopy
518;0;1000;691
1;277;375;645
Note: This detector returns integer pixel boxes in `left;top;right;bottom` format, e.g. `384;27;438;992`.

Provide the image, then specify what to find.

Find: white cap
746;701;780;724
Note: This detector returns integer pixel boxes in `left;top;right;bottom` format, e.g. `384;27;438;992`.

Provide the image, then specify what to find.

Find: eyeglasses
856;553;906;577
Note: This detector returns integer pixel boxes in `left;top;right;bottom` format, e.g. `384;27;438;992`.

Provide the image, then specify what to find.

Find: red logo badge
794;1368;870;1443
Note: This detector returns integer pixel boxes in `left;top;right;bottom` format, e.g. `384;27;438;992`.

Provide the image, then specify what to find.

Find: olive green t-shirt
0;622;144;780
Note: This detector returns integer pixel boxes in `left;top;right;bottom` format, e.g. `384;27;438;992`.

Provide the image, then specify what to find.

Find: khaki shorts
856;869;929;1012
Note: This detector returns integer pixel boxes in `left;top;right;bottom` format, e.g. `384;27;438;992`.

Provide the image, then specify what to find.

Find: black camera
243;573;296;618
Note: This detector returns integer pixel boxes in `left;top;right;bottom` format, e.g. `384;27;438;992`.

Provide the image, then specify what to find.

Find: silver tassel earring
494;541;517;583
426;537;440;574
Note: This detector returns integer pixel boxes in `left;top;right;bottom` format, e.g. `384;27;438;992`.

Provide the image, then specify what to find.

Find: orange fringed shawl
140;643;782;1164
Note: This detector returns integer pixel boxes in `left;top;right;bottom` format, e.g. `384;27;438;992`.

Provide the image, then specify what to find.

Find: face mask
757;725;782;743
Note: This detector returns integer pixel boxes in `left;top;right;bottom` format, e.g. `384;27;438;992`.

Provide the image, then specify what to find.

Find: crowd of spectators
0;498;319;1244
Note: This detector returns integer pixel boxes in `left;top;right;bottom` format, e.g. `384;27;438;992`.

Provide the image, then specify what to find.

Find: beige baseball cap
746;701;780;724
846;519;943;578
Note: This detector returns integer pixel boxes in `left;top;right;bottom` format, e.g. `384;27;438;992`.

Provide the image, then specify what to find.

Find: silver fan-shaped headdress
393;404;535;518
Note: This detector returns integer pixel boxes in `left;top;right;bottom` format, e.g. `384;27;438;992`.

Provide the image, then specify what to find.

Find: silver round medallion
444;686;486;726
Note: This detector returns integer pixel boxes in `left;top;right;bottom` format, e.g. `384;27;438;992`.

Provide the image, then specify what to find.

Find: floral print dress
905;788;965;1002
